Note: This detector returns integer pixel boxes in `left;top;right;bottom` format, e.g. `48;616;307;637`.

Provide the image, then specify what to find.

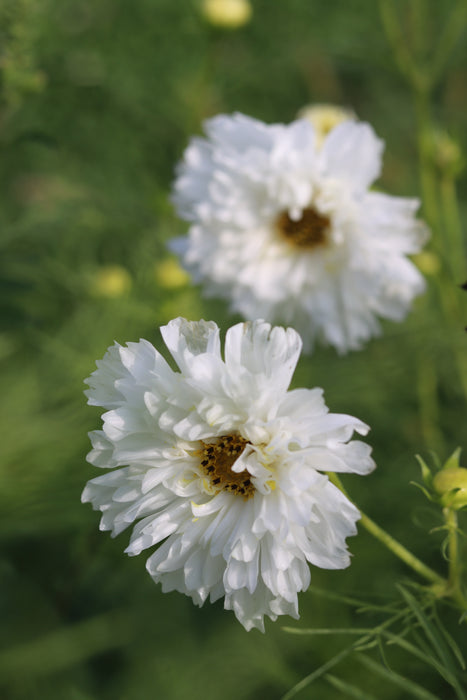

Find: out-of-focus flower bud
155;258;189;289
297;103;355;148
431;129;464;176
90;265;132;298
201;0;252;29
413;251;440;276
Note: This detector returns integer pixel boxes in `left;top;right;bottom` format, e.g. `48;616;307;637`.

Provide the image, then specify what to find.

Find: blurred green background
1;0;467;698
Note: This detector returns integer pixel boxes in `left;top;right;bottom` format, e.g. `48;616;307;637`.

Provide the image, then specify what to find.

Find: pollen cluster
199;435;255;498
277;207;330;249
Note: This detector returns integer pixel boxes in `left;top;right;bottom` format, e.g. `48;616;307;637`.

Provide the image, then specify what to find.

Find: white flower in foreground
171;112;428;353
83;318;375;631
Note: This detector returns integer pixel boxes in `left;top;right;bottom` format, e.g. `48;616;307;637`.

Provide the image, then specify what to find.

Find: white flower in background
83;318;375;631
297;103;355;148
171;112;428;354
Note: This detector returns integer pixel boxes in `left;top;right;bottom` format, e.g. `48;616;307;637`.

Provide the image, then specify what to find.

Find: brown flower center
199;434;255;499
277;207;330;249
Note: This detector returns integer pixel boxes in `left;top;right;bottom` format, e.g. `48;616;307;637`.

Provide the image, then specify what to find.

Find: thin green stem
378;0;425;89
432;272;467;400
414;88;440;231
329;474;445;587
358;511;445;586
443;508;467;609
440;174;465;281
409;0;427;60
431;0;467;85
416;352;444;453
446;509;459;588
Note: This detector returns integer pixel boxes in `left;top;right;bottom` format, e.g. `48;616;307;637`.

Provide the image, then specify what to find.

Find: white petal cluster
83;318;375;631
171;112;428;353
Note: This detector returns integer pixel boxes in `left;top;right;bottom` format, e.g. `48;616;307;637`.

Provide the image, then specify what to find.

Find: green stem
379;0;439;229
440;174;465;281
433;271;467;401
358;510;445;586
446;508;458;587
409;0;427;60
413;88;440;231
378;0;424;88
329;474;445;587
416;351;444;452
443;507;466;609
430;0;467;85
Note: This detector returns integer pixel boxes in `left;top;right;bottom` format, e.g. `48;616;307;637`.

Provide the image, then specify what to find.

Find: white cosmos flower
171;112;428;354
83;318;375;631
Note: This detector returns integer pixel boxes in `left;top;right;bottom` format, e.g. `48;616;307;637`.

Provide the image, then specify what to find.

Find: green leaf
415;454;434;487
282;627;376;637
305;585;400;613
410;480;436;502
357;654;441;700
433;607;466;670
443;448;463;471
325;673;379;700
397;587;467;699
398;587;452;668
280;646;354;700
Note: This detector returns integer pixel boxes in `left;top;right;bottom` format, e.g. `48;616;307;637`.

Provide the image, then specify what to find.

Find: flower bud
430;129;463;176
433;467;467;509
90;265;132;298
297;104;355;148
412;251;440;276
155;258;189;289
201;0;252;29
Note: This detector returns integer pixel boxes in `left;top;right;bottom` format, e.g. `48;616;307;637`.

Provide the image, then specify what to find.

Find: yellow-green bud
155;259;189;290
90;265;132;299
412;251;440;276
433;467;467;509
201;0;252;29
297;104;355;149
430;129;463;176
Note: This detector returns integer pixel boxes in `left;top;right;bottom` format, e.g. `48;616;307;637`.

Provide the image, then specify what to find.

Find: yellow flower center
277;207;330;249
199;435;254;498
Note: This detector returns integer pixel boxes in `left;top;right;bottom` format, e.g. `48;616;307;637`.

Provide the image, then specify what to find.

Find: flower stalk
329;473;445;587
444;507;467;609
358;509;445;587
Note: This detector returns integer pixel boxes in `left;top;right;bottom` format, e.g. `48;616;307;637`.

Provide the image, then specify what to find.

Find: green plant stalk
407;87;467;404
378;0;422;88
434;276;467;401
358;509;445;586
382;0;467;404
431;0;467;85
440;174;465;282
329;474;445;587
414;88;440;232
416;352;443;452
444;507;466;609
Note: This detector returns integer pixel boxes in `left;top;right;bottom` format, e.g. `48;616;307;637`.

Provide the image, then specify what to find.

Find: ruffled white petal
83;318;375;630
320;120;383;192
172;112;428;353
161;318;221;374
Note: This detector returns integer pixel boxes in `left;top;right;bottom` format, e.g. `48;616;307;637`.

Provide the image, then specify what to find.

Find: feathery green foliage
1;1;466;698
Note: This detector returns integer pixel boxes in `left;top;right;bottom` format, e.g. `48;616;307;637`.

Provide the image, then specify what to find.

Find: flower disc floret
82;318;375;630
171;112;428;353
